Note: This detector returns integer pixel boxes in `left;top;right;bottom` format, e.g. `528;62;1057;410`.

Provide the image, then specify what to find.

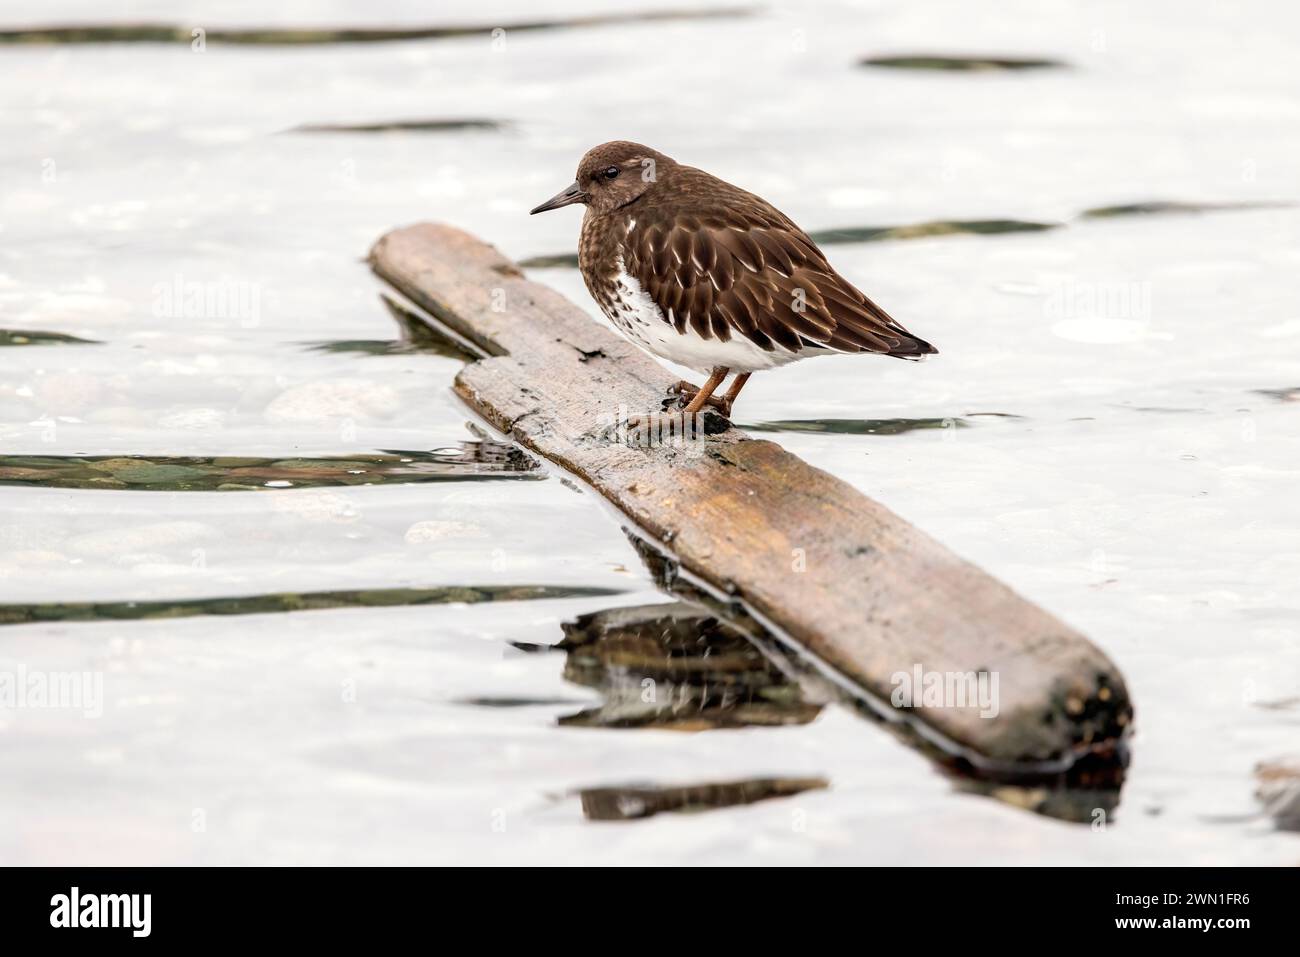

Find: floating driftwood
369;222;1133;773
305;294;478;360
517;218;1059;269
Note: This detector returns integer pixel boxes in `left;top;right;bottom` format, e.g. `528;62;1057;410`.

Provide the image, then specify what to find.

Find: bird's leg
667;371;751;418
667;380;701;406
679;367;729;417
624;369;732;442
715;372;751;418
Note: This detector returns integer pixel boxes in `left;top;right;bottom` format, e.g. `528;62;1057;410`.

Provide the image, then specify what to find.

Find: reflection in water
860;54;1067;71
0;585;626;626
456;696;589;708
548;594;1125;823
745;417;970;435
948;751;1127;824
519;601;829;821
0;442;539;491
553;602;824;731
811;219;1058;242
373;293;481;361
518;198;1298;271
1255;760;1300;832
593;533;1129;825
1255;386;1300;403
578;777;827;821
0;9;755;45
288;119;505;134
304;338;462;358
0;328;99;346
1080;200;1295;218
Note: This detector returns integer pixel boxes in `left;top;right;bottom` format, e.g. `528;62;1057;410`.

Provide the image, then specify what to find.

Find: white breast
601;258;806;374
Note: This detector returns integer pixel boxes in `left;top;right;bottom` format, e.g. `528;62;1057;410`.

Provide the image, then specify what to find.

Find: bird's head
530;141;673;216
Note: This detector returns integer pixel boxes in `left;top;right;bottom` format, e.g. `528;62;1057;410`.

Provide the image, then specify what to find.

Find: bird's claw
661;381;732;417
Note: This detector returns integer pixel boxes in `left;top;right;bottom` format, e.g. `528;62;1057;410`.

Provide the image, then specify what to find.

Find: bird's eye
602;166;620;180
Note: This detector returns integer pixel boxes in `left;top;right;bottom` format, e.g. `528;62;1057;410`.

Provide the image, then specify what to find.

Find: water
1;0;1297;864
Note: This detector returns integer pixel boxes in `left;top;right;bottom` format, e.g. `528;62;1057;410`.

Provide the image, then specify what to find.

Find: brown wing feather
623;167;937;359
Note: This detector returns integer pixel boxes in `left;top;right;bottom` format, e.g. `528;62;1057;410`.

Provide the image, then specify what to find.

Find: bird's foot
663;382;733;419
611;407;730;444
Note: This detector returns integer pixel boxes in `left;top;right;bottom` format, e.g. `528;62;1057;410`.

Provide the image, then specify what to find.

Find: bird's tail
887;333;939;360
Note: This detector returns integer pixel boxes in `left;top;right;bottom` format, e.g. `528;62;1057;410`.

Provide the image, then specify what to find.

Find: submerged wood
860;54;1067;71
369;222;1133;771
578;777;827;821
0;585;624;626
0;9;754;45
0;445;538;491
0;328;99;346
1080;200;1295;218
287;119;504;134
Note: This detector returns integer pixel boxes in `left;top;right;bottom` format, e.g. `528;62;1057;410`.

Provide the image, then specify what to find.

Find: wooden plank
369;222;1132;771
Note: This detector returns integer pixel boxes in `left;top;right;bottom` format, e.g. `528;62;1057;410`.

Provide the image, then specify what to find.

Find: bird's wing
624;209;936;358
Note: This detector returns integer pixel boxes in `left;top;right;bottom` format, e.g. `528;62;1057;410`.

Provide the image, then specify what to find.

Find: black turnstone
530;141;936;418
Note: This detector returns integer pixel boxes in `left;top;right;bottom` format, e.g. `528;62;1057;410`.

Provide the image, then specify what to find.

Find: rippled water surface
2;0;1298;864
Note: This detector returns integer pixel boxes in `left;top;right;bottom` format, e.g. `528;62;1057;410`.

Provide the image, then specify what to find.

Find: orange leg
680;367;729;417
671;370;751;418
717;372;751;417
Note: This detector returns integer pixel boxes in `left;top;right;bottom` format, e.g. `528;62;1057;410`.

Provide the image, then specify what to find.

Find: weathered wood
369;222;1133;770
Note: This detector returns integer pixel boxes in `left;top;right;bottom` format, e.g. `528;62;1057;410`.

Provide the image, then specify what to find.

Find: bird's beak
530;181;586;215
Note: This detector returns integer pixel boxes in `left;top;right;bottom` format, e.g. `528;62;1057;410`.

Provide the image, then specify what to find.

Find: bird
529;141;936;420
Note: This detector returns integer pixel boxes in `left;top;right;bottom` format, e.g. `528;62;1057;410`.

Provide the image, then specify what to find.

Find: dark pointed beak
530;181;586;215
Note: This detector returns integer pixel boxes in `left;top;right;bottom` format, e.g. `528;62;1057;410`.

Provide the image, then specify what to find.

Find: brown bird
530;141;936;419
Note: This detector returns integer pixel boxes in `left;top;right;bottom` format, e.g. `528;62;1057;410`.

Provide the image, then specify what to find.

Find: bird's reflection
545;593;1126;825
552;602;824;731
